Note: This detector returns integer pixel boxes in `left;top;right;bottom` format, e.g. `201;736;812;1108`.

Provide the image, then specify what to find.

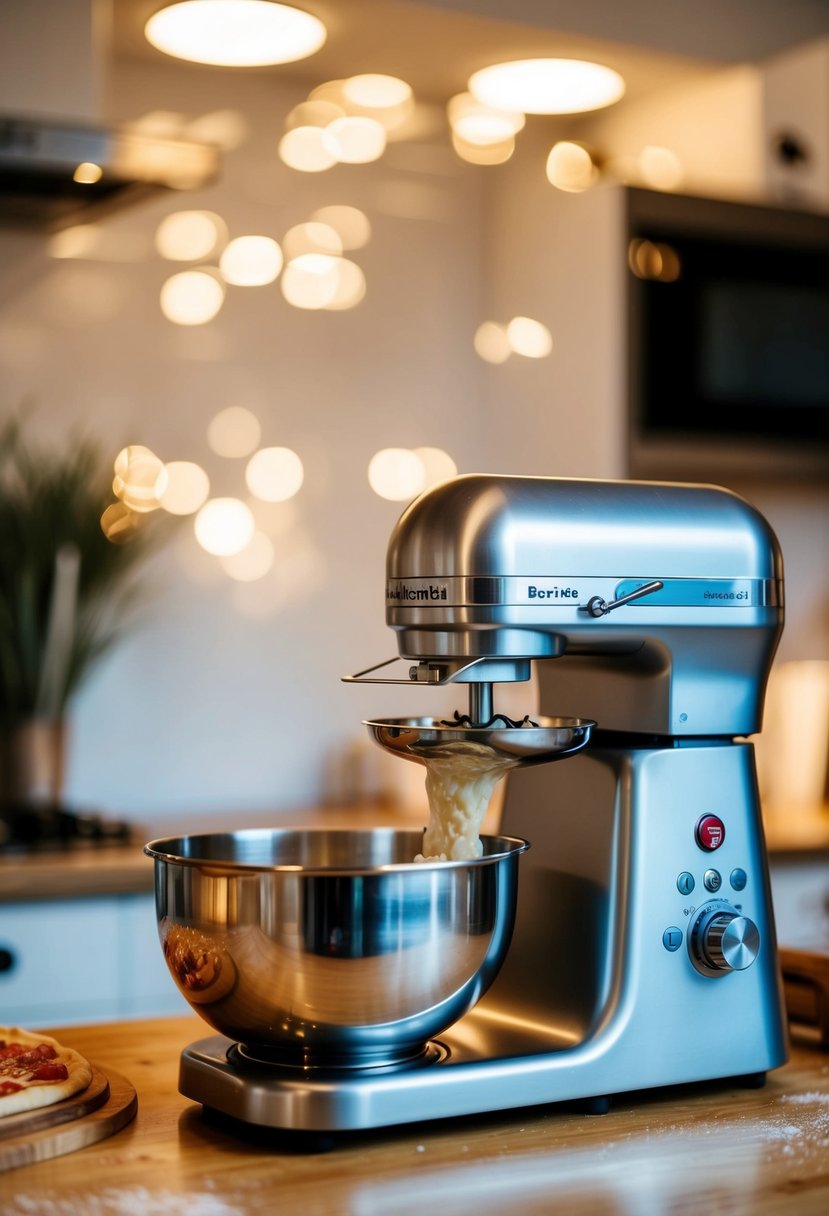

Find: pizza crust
0;1026;93;1118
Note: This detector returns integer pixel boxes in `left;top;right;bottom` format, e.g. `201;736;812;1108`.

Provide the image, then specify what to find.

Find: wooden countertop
2;1016;829;1213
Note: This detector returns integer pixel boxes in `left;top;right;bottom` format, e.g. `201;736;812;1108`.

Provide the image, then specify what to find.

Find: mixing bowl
145;828;529;1068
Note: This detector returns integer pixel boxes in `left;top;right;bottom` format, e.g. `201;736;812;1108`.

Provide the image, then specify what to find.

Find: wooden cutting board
0;1064;137;1172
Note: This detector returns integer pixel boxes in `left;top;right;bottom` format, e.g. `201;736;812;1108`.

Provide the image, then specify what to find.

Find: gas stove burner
231;1039;449;1075
0;802;133;852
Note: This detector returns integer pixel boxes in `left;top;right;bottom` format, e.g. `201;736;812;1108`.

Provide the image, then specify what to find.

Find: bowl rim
143;826;530;875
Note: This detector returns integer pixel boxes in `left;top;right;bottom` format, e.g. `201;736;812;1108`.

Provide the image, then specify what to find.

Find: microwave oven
626;187;829;482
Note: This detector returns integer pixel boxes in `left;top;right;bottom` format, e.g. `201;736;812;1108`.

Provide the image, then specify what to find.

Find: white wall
0;58;490;821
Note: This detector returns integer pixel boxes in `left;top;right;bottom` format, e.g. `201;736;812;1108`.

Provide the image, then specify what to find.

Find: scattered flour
2;1189;245;1216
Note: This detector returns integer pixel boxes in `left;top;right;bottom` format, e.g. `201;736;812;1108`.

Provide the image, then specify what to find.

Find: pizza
0;1026;92;1118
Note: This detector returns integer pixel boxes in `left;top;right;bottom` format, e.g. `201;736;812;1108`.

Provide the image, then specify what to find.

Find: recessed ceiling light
145;1;326;67
469;58;625;115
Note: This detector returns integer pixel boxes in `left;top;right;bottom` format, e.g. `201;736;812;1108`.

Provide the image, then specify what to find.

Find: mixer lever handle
586;580;664;618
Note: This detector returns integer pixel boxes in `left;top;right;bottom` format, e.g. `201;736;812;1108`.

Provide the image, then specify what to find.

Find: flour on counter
4;1189;245;1216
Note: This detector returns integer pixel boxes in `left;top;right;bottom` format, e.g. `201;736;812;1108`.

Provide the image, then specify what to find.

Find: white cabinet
0;893;189;1028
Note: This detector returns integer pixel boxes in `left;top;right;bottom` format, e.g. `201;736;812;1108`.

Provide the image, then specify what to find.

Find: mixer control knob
690;905;760;975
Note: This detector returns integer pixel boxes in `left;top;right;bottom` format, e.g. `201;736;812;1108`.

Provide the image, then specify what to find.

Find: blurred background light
245;446;304;501
368;448;426;501
207;406;262;457
159;269;225;324
219;235;283;285
194;496;256;556
144;1;327;68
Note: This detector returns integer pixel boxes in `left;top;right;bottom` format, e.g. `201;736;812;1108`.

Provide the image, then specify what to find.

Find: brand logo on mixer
387;582;448;601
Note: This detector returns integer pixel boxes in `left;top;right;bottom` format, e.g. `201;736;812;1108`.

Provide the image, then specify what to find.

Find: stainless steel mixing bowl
145;828;529;1068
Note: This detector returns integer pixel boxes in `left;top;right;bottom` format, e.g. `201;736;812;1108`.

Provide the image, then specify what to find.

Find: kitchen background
1;0;828;838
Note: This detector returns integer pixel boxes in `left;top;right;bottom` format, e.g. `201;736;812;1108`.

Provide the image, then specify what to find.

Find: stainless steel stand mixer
148;474;788;1135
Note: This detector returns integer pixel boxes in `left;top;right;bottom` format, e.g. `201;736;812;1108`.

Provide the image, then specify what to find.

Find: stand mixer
148;473;788;1135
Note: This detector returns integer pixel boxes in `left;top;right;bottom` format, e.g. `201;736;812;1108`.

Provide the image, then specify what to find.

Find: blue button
662;927;683;952
677;872;695;896
730;868;748;891
704;869;722;892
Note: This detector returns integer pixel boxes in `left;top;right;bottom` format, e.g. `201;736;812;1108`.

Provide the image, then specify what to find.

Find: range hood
0;0;220;231
0;115;220;230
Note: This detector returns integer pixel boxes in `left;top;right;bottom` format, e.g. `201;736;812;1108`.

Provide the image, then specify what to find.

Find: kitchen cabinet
0;892;188;1027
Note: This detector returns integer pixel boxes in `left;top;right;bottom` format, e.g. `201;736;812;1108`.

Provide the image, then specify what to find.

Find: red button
696;814;726;851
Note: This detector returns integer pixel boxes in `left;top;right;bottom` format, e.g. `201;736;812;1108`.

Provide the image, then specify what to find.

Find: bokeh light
219;235;283;285
280;254;341;309
245;446;304;501
506;316;553;358
474;321;511;364
194;497;255;556
101;501;141;544
368;448;426;501
310;205;371;250
638;145;684;191
112;445;166;512
322;258;366;310
155;210;226;260
414;447;458;488
278;125;337;172
545;142;597;192
282;221;342;261
207;406;262;457
158;460;210;515
326;115;387;163
160;269;225;324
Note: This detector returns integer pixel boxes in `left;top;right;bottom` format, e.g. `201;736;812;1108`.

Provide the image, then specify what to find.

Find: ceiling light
469;59;625;115
145;1;326;68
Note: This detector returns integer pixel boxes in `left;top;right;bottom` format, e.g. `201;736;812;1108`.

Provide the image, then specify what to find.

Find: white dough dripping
415;746;518;861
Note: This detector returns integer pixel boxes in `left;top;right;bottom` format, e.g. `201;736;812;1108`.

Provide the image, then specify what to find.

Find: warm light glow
220;530;275;581
474;321;511;364
414;447;458;488
282;221;342;261
160;270;225;324
194;496;255;556
342;74;413;111
285;99;344;129
447;92;524;145
638;145;684;191
341;74;415;132
326;115;387;164
155;210;225;260
368;449;426;501
101;502;140;544
469;58;625;115
49;225;99;259
113;445;166;513
207;406;261;457
322;258;366;310
451;131;514;165
507;316;553;358
158;461;210;515
310;205;371;249
245;446;304;501
280;253;340;309
627;238;681;283
219;235;283;285
144;1;326;67
73;162;103;184
545;141;597;192
185;109;248;150
278;125;337;172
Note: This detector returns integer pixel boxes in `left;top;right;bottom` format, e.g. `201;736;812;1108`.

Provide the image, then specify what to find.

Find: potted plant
0;416;165;818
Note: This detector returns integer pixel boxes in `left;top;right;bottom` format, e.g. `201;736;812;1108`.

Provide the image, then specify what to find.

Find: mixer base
178;1022;773;1137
